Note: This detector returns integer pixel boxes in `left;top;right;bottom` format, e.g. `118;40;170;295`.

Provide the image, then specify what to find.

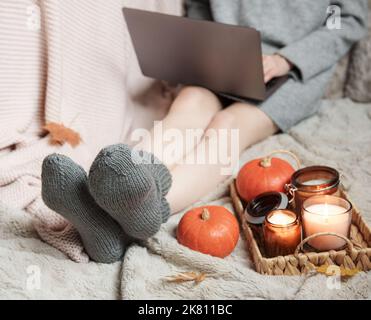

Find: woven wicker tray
230;180;371;275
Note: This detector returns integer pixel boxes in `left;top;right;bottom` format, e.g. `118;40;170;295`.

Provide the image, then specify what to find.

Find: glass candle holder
263;210;301;258
245;192;289;247
288;166;341;214
245;191;289;225
302;195;352;251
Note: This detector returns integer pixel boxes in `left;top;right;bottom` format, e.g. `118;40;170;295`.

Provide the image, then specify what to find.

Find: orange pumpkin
177;206;239;258
236;152;298;202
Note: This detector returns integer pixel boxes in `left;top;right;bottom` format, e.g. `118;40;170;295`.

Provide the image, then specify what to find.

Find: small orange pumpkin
236;151;300;202
176;206;239;258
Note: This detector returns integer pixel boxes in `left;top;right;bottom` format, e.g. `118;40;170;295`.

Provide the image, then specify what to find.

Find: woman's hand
262;54;293;83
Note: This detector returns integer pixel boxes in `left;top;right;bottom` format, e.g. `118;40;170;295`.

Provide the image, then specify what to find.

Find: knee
179;86;214;101
211;102;259;129
170;86;220;116
209;109;238;130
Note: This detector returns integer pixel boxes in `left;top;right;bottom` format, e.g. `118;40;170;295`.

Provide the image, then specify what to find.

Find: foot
41;154;131;263
88;144;172;240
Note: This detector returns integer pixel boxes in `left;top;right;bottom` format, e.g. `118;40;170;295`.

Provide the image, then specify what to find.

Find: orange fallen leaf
316;264;361;278
43;122;81;147
165;272;208;284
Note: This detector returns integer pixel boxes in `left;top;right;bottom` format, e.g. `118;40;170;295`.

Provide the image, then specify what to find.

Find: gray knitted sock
41;154;131;263
88;144;172;240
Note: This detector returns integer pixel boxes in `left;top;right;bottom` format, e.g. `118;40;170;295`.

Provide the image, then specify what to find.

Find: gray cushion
324;54;349;99
345;0;371;102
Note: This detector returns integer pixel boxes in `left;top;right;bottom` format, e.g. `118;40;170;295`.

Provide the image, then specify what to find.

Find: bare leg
134;86;222;170
166;102;278;213
132;86;277;213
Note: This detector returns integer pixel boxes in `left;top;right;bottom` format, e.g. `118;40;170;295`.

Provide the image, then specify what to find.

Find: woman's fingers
262;56;271;69
263;56;276;83
262;56;276;82
262;54;293;83
264;69;275;83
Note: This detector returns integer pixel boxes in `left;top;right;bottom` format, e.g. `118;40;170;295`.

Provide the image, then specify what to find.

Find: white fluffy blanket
1;99;370;299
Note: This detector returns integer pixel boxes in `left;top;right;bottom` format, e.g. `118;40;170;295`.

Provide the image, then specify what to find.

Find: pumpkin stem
201;208;210;221
260;157;272;168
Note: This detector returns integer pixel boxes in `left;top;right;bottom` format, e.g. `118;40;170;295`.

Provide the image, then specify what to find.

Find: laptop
123;8;288;102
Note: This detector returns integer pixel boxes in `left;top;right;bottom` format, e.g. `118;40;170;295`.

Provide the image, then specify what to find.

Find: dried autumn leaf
195;273;207;284
43;122;81;147
316;264;330;275
341;268;361;277
165;272;208;284
316;264;361;278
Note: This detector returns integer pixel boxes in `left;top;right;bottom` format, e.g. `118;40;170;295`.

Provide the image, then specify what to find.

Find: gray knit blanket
0;99;370;299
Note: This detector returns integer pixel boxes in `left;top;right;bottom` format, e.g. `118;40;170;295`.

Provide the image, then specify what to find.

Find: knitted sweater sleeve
278;0;368;82
185;0;212;20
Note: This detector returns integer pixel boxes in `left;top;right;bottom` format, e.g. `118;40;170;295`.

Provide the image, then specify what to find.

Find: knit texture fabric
0;0;182;262
185;0;368;131
42;154;130;263
88;144;172;240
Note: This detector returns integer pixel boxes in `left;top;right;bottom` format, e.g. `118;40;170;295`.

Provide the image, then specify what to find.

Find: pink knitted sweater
0;0;182;262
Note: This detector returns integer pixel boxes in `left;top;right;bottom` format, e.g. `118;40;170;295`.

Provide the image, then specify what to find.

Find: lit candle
302;195;352;251
263;210;301;258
